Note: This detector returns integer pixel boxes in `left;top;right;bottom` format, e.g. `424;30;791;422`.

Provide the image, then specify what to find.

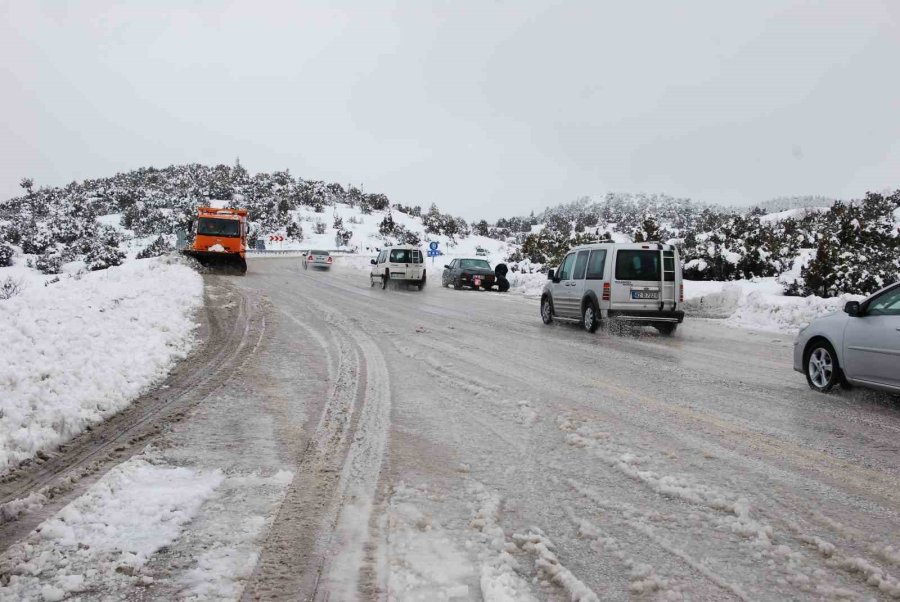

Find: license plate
631;290;659;300
474;278;481;286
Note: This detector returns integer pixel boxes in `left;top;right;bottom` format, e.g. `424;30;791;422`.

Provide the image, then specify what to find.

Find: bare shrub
0;276;24;300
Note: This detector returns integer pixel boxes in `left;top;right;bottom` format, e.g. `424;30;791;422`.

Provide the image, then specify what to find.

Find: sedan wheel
806;343;839;392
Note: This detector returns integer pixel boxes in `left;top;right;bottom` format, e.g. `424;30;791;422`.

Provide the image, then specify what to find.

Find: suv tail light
602;282;611;301
679;283;684;303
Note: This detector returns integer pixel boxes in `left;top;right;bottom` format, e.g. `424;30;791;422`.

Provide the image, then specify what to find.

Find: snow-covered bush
786;191;899;297
0;242;13;267
85;229;126;271
136;235;174;260
35;248;64;274
0;276;23;300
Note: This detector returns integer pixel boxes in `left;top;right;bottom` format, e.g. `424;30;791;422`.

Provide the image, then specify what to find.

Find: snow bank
0;257;202;473
0;456;222;600
683;278;863;334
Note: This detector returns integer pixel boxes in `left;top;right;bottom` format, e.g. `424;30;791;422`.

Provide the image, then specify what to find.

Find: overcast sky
2;1;898;220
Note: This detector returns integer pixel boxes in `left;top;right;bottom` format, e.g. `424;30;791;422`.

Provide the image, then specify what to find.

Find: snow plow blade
182;249;247;275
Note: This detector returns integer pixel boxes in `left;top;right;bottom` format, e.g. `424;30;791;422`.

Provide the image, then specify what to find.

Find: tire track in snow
241;275;392;601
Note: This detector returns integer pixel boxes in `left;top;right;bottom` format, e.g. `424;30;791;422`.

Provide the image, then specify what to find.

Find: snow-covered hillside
260;203;514;263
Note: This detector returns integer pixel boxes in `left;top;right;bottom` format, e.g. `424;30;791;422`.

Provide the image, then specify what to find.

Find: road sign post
428;241;439;265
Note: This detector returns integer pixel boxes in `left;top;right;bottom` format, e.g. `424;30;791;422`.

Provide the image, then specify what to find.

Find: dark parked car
442;258;496;290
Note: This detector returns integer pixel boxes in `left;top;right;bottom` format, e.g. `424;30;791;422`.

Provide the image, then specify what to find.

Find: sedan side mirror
547;269;555;281
370;259;376;265
844;301;861;317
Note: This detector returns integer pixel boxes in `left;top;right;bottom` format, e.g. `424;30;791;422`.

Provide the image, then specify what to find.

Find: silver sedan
303;250;332;270
794;282;900;393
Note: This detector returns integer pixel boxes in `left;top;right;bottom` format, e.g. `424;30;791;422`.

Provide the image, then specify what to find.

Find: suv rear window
615;250;660;281
390;249;422;263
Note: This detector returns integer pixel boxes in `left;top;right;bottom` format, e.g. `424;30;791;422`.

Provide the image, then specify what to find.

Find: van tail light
327;256;333;264
602;282;611;301
679;283;684;303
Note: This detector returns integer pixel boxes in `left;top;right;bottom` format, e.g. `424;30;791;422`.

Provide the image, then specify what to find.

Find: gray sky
2;1;898;220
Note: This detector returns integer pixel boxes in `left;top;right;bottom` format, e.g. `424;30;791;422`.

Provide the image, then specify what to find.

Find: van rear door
611;249;662;312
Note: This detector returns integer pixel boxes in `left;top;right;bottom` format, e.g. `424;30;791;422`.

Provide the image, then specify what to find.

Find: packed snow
0;257;202;474
0;456;223;601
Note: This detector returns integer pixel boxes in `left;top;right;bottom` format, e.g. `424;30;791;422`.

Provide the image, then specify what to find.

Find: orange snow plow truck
182;206;248;274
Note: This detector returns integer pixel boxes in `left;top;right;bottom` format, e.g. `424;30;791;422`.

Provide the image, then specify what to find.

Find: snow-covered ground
0;455;223;601
0;257;202;474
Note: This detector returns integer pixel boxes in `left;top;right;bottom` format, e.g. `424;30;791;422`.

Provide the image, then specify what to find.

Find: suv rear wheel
582;300;600;333
541;296;554;324
805;340;840;392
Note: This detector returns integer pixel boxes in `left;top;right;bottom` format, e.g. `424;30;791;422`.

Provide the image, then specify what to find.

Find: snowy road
3;256;900;601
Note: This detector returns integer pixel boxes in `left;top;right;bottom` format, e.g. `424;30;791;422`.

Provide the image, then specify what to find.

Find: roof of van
384;244;422;250
570;241;677;252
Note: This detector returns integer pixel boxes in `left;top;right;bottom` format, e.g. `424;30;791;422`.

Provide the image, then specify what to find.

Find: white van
370;245;427;290
540;242;684;335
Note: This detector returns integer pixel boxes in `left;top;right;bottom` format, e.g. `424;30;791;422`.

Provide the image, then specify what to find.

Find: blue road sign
429;241;439;251
427;249;440;257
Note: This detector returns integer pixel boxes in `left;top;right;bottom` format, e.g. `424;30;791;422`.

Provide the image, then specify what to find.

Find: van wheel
582;301;600;333
418;274;426;291
654;323;678;336
381;271;389;290
541;296;554;325
805;340;840;392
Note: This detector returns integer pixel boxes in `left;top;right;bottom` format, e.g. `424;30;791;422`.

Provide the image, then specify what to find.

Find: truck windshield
197;218;241;237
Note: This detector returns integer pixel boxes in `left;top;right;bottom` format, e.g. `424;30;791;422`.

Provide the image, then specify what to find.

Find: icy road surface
3;256;900;601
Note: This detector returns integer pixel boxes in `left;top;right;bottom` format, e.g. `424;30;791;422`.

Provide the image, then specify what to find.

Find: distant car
541;242;684;335
794;282;900;394
370;245;426;290
303;250;332;270
442;258;496;290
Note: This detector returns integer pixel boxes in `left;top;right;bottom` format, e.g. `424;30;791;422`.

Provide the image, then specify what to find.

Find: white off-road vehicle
540;242;684;335
370;245;427;290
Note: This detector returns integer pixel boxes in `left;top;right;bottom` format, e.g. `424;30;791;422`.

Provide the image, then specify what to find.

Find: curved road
4;256;900;601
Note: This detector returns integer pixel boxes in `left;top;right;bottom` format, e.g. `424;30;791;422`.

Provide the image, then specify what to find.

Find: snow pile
0;257;202;473
683;278;863;333
0;457;223;600
507;272;547;298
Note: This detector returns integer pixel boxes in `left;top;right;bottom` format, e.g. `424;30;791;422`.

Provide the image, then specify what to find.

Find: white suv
370;245;426;290
541;242;684;335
